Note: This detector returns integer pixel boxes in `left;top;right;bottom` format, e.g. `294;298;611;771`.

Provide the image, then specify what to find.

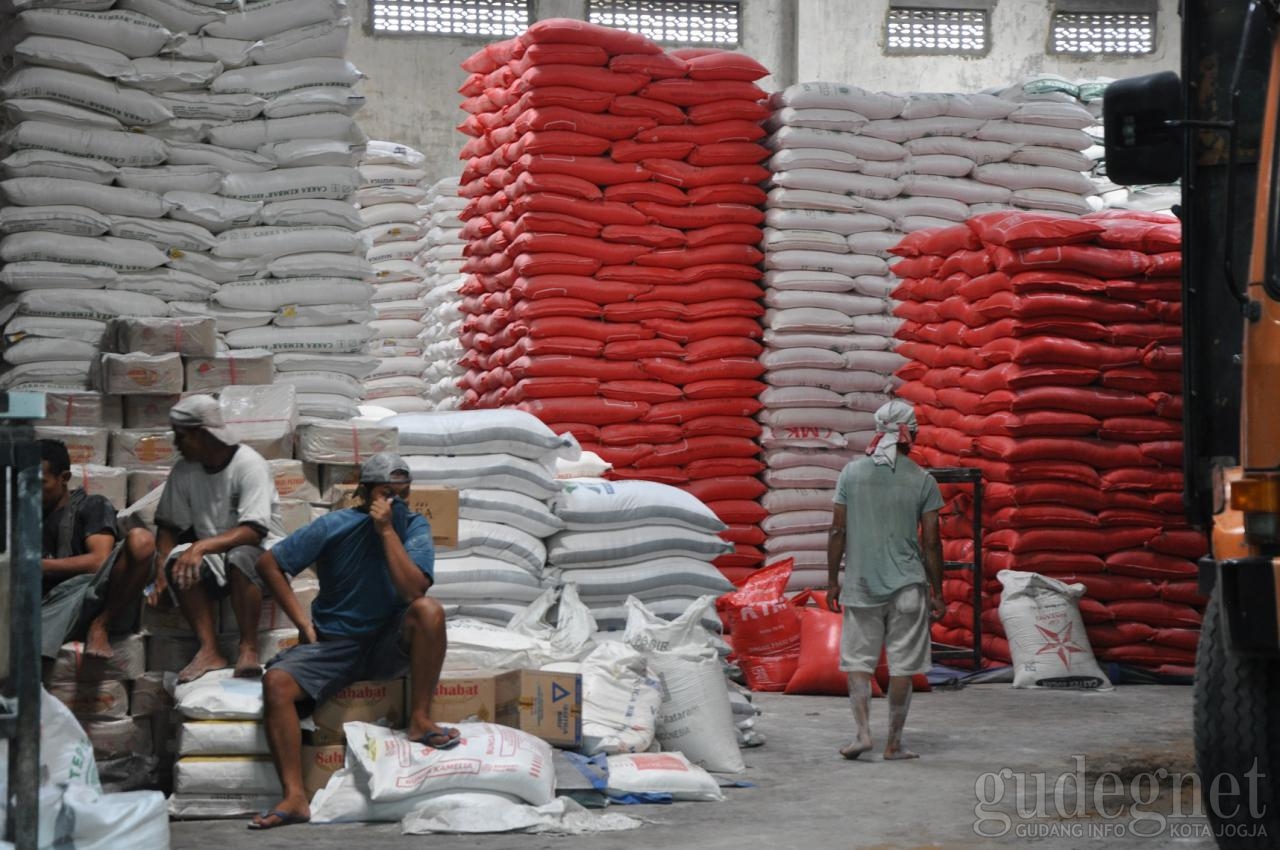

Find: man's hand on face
369;491;394;534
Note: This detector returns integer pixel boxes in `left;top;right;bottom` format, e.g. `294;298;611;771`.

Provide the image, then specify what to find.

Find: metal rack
1;392;47;849
927;466;984;670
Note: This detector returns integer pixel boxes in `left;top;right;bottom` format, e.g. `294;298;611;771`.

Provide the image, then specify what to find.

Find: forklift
1105;1;1280;846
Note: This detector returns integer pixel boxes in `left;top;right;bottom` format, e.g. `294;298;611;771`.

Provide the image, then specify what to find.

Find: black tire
1194;583;1280;848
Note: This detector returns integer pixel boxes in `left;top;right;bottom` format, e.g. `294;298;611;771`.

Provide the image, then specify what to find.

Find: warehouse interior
0;0;1260;846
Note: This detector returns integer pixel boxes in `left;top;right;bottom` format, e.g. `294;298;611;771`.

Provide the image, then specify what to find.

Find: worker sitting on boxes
250;451;458;831
151;394;284;683
39;439;156;662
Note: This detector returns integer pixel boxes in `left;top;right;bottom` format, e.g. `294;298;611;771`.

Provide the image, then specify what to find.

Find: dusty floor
169;683;1218;849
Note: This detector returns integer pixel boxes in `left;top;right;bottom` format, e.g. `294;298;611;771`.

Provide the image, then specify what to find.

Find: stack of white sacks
548;480;735;633
0;0;376;425
384;409;576;624
759;81;1103;590
418;176;468;410
357;140;434;414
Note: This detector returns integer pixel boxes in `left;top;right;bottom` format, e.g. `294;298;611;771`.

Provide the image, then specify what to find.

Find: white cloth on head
866;400;918;470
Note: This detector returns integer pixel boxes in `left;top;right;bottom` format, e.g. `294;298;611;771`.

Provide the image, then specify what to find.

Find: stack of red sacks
717;559;930;694
455;19;772;576
889;210;1206;674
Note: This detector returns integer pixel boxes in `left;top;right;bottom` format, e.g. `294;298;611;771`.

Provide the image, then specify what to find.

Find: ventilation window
587;0;741;46
370;0;529;36
884;5;990;55
1051;11;1155;54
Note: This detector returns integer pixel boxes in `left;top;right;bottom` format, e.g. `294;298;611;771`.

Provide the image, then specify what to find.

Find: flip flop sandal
247;809;310;830
412;727;462;750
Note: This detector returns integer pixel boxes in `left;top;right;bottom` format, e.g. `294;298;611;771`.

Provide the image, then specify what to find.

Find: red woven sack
967;211;1104;249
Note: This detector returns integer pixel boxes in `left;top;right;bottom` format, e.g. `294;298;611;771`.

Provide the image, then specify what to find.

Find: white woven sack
273;369;364;397
857;195;970;222
267;251;373;279
548;525;731;569
115;0;225;37
764;306;852;333
429;562;542;602
908;153;975;177
260;198;363;229
762;466;838;488
761;347;844;370
1012;188;1094;215
551;479;726;533
763;449;847;473
766;187;860;213
555;558;732;601
119;57;223;92
903;136;1014;164
223;324;372;352
763;531;828;553
164;191;262;231
765;106;868;134
211;58;362;97
1009;100;1096;129
898;174;1012;205
116;165;222;194
3;179;169;221
765;290;887;317
760;407;877;432
457;489;564;539
998;570;1111;689
761;488;837;513
4;337;98;366
206;114;363;151
362;376;428;399
767;126;906;161
6;316;109;347
0;150;118;184
765;208;891;235
2;362;94;390
355;184;427;206
862;115;986;143
575;642;662;756
359;202;423;227
0;205;109;237
257;139;358;168
173;757;279;795
16;8;172;58
405;454;560;500
767;147;862;172
201;0;344;40
158;92;264;122
262;83;364;115
177;721;268;757
769;367;894;394
759;426;847;450
765;249;888;278
365;139;427;168
388;409;579;461
975;121;1093;151
1008;145;1092;171
606;753;723;801
212;224;362;259
274;352;376;377
0;232;168;271
1;68;173;125
14;35;133;78
759;386;843;408
772;82;905;119
218;167;360;204
437;520;547;574
973;163;1095;194
108;217;217;252
248;17;349;65
943;93;1017;120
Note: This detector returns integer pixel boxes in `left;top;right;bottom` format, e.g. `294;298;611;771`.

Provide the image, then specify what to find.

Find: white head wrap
865;400;918;469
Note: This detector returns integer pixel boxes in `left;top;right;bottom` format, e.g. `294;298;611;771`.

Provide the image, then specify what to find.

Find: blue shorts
265;608;411;709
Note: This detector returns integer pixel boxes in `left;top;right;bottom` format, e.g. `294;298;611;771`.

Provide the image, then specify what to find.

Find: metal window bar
927;467;983;670
1;416;44;850
370;0;529;36
588;0;740;46
885;7;989;55
1051;11;1155;54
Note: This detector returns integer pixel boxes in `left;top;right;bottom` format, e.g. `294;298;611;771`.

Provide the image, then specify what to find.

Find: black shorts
264;608;411;710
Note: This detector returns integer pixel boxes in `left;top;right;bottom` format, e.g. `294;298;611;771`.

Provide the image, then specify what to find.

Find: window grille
1050;11;1155;54
370;0;529;36
587;0;740;46
885;7;989;55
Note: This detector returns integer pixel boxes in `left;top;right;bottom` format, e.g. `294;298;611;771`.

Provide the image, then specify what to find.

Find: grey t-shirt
833;454;944;607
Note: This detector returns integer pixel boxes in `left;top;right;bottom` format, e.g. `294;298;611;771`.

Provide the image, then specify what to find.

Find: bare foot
83;619;114;660
177;648;229;684
248;797;310;830
840;737;874;760
883;745;920;760
234;646;262;679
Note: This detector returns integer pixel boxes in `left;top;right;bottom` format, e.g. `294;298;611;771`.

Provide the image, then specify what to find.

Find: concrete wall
795;0;1180;93
348;0;1179;182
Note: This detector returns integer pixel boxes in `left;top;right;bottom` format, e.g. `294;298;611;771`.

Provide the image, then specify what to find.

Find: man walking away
827;400;945;761
249;452;456;830
39;439;155;661
151;394;284;683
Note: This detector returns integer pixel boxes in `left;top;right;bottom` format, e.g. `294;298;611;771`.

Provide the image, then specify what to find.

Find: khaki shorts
839;584;931;677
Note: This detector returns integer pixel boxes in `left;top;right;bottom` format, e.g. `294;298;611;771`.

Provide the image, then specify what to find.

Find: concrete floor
170;683;1215;849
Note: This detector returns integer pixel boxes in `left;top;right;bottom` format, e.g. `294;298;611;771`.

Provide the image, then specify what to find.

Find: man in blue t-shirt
249;452;457;830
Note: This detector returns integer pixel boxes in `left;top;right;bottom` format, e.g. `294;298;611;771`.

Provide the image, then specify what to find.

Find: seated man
250;452;456;831
39;439;155;661
151;394;284;683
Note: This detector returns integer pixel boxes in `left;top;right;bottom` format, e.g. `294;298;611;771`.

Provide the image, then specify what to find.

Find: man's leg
228;563;263;678
172;557;227;683
403;596;457;744
841;672;875;759
253;668;311;829
883;676;918;760
85;528;155;659
883;585;930;760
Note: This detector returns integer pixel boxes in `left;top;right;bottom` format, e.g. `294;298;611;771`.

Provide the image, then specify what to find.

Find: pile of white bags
547;480;734;631
387;409;577;623
418;176;467;410
358;140;434;413
760;81;1104;590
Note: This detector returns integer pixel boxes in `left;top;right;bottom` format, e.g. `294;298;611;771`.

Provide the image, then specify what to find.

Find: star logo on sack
1034;623;1087;669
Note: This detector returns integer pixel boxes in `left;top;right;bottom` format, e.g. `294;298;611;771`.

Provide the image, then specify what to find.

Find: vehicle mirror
1103;71;1184;186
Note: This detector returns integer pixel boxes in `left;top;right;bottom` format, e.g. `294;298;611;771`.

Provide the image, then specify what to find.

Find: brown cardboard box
330;484;459;548
301;744;346;797
429;670;520;726
518;670;582;749
312;679;405;739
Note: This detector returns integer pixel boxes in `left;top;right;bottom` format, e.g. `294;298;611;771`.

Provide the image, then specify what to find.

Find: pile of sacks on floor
892;210;1206;673
454;18;773;576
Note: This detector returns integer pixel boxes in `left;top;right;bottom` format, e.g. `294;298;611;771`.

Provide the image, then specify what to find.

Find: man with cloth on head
248;451;456;831
151;394;284;683
827;399;945;761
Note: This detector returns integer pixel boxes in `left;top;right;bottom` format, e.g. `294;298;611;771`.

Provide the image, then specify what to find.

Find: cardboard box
311;679;405;739
429;669;520;726
330;483;459;548
301;744;345;797
518;670;582;749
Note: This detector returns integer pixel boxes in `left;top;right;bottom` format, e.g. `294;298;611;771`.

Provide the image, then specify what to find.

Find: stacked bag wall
454;19;773;576
892;210;1204;672
759;81;1103;592
418;175;468;410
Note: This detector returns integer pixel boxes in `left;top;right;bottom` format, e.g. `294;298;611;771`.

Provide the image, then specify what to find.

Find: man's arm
921;509;945;621
369;495;430;602
42;533;116;580
256;551;315;643
170;524;265;590
826;504;847;613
